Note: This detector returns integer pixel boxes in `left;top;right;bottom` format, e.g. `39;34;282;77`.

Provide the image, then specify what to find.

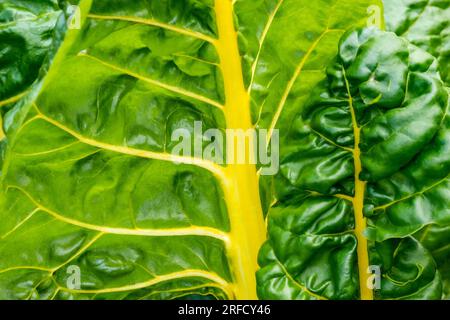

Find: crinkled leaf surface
383;0;450;299
383;0;450;85
0;0;69;105
257;28;449;299
0;0;75;139
1;0;449;301
1;0;242;300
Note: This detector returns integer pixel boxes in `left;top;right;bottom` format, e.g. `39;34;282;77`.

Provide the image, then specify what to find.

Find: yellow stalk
214;0;266;299
345;70;373;300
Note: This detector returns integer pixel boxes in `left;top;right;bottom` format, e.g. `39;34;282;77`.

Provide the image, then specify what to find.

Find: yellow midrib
353;121;372;300
215;0;266;300
344;70;373;300
10;0;265;299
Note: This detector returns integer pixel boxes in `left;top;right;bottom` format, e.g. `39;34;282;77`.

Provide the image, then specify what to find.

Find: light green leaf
2;0;448;301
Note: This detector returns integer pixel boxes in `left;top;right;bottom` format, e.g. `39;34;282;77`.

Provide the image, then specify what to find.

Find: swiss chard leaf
257;28;449;299
383;0;450;85
383;0;450;299
1;0;448;301
0;0;70;105
0;0;75;139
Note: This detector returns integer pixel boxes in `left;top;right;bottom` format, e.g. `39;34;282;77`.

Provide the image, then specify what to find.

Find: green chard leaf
1;0;449;301
0;0;72;105
257;28;449;299
383;0;450;85
383;0;450;299
0;0;76;139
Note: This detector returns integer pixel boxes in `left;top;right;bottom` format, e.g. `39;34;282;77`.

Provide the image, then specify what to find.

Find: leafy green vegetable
0;0;70;104
383;0;450;85
0;0;75;139
0;0;448;301
258;27;449;300
383;0;450;298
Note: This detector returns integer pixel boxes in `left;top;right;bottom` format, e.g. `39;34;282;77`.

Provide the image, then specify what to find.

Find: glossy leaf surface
0;0;68;105
1;0;448;301
383;0;450;85
257;28;449;300
383;0;450;299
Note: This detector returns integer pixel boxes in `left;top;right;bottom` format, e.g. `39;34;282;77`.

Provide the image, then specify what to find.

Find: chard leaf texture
1;0;448;300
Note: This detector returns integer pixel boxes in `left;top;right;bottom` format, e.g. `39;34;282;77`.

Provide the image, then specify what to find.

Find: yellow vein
274;256;327;300
0;266;52;274
87;14;217;44
1;208;39;239
8;115;41;140
2;234;102;279
24;275;52;300
266;29;343;144
0;91;28;107
78;53;224;110
254;72;281;126
59;269;232;296
52;232;105;272
248;0;284;94
307;190;354;202
310;127;354;152
32;106;226;181
373;173;450;211
49;288;60;300
343;67;372;300
139;283;228;300
14;141;81;157
173;54;219;67
387;277;439;300
10;185;230;243
133;262;157;278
